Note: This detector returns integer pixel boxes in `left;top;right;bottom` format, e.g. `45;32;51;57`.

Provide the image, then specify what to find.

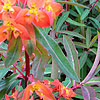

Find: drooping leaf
5;36;22;67
34;25;80;82
63;35;80;78
55;12;69;32
66;18;85;26
81;86;95;100
57;30;85;39
32;40;50;80
23;23;36;56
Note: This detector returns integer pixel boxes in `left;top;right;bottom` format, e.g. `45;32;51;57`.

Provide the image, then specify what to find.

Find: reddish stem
90;0;98;11
25;51;30;87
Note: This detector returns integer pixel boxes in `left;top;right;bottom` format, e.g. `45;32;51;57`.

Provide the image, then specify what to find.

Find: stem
90;0;98;11
25;51;30;87
81;32;100;84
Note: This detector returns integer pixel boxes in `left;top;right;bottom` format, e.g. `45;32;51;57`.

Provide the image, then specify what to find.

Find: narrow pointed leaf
81;31;100;84
81;9;90;20
57;30;85;39
58;1;88;8
81;86;95;100
74;42;87;48
86;28;91;48
89;35;98;47
66;18;85;26
79;51;88;69
32;41;50;80
5;36;22;67
34;26;80;82
84;77;100;86
63;35;80;78
55;12;69;32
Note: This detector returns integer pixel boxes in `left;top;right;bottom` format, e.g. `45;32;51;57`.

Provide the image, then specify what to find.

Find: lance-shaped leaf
81;31;100;84
5;36;22;67
81;86;95;100
89;35;98;47
84;77;100;86
63;35;80;78
79;51;88;69
55;12;69;32
81;9;90;20
57;30;85;39
58;1;88;8
32;40;50;80
66;18;85;26
0;73;19;99
86;28;91;48
34;26;80;82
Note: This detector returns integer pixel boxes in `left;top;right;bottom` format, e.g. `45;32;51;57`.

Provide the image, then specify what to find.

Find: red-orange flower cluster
5;79;76;100
0;0;63;43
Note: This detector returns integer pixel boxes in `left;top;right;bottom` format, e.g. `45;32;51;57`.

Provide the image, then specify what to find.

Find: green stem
25;51;30;87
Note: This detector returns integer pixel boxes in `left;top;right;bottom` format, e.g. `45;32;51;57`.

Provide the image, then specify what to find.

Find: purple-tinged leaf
51;58;58;80
81;31;100;84
63;35;80;78
84;77;100;86
81;86;95;100
5;36;22;67
32;40;50;80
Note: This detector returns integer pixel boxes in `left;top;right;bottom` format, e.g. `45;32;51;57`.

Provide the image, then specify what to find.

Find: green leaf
89;17;100;29
23;40;34;56
58;1;88;8
5;36;22;67
84;77;100;86
74;42;87;48
32;40;50;80
57;30;85;39
63;35;80;78
55;12;69;32
0;73;19;99
86;28;91;48
66;18;85;26
81;86;95;100
34;26;80;82
79;51;88;69
81;9;90;20
89;35;98;47
0;68;9;80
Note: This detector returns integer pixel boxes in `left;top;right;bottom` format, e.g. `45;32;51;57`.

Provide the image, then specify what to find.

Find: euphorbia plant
0;0;76;100
0;0;100;100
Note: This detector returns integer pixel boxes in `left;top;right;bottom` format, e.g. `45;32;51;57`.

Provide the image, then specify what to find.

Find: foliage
0;0;100;100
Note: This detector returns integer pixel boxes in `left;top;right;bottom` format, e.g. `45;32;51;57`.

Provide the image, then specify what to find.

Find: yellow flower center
3;3;14;12
29;2;38;15
29;7;38;15
46;5;52;11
